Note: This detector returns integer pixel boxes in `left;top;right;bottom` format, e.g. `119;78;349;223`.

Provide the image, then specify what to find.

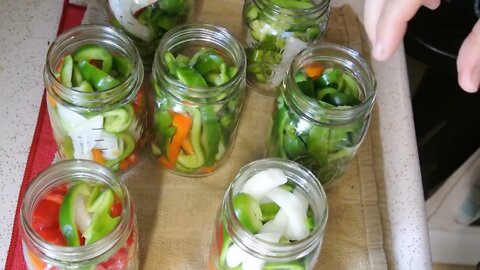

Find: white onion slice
259;209;288;236
226;244;246;268
108;0;151;42
240;169;287;201
255;232;282;243
69;115;104;160
292;188;309;213
95;131;124;160
266;187;309;240
242;255;265;270
75;196;91;233
269;37;308;88
57;103;87;132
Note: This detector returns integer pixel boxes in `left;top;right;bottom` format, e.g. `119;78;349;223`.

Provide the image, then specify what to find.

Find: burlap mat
121;2;389;269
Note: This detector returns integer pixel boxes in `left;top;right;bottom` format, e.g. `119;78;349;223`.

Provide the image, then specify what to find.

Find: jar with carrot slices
209;158;328;270
44;25;147;173
150;23;246;175
242;0;330;95
266;44;377;187
106;0;194;69
20;160;138;270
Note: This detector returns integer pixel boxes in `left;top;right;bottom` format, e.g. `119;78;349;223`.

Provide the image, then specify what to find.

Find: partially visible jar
209;158;328;270
20;160;138;270
44;25;147;173
150;23;246;176
242;0;330;95
106;0;194;70
266;44;377;187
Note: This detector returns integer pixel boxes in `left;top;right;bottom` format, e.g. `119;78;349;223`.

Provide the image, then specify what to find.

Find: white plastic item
426;147;480;265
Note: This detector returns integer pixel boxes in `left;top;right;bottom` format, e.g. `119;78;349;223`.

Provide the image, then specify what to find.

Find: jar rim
44;24;144;112
284;43;377;124
152;23;246;104
253;0;331;18
224;158;328;261
20;160;133;265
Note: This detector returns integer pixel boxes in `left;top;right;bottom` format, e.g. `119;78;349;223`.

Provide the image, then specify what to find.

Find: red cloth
5;2;86;269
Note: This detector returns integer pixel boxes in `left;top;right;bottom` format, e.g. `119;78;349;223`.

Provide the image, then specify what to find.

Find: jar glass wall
106;0;194;69
242;0;330;95
266;44;376;187
209;158;328;270
44;25;147;173
150;23;246;176
20;160;138;269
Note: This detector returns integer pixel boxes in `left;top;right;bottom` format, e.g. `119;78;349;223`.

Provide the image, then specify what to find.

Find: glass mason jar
242;0;330;95
44;25;147;173
20;160;138;270
266;44;377;187
209;158;328;270
106;0;194;69
150;23;246;176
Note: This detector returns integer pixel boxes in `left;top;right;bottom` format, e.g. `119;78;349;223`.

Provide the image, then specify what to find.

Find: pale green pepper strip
177;109;205;169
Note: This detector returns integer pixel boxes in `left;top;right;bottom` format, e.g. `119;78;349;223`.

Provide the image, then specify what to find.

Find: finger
363;0;386;45
372;0;435;61
422;0;440;10
457;20;480;93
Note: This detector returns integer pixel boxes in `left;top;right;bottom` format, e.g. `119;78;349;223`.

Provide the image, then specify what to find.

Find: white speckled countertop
0;0;432;269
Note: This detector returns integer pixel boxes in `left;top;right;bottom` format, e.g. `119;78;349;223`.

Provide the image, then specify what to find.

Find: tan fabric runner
122;2;389;269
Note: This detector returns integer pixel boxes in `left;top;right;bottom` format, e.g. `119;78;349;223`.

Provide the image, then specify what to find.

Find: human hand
364;0;479;93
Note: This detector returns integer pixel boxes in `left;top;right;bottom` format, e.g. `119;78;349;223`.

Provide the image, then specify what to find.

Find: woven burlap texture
120;2;389;269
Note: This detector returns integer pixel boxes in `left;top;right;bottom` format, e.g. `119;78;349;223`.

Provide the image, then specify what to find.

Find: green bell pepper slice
59;182;92;246
307;125;330;165
177;109;205;169
283;124;308;159
73;44;113;73
73;80;94;92
271;0;314;9
322;92;360;106
200;107;222;166
62;136;74;159
194;50;224;75
260;202;280;222
176;67;208;87
83;188;120;245
157;15;179;31
103;104;134;133
270;102;289;158
158;0;186;15
61;55;73;87
112;55;131;77
72;64;83;87
164;51;178;76
77;60;120;91
154;110;176;159
263;260;306;270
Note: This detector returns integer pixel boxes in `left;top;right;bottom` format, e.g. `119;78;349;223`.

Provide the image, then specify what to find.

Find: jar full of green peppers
44;25;147;173
242;0;330;95
106;0;194;70
266;44;376;187
150;23;246;176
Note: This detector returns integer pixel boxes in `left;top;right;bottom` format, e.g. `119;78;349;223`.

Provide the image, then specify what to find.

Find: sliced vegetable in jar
151;46;240;175
220;168;316;269
32;181;122;247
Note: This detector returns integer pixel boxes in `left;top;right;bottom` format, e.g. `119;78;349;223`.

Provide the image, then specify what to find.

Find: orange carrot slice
304;62;324;80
